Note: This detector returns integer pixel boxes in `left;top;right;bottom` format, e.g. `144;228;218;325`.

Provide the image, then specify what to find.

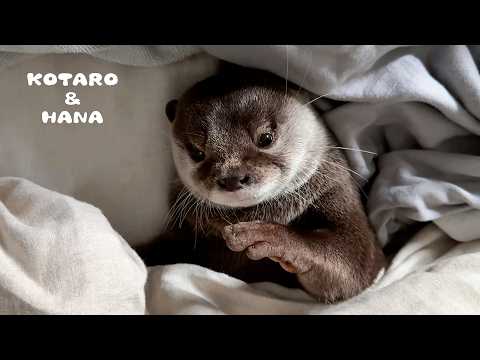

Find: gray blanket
1;45;479;245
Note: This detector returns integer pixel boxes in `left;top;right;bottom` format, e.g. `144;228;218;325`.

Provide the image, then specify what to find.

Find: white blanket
146;223;480;314
1;177;479;314
0;177;146;314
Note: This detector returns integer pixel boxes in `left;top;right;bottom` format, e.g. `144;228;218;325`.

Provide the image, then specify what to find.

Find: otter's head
166;67;329;208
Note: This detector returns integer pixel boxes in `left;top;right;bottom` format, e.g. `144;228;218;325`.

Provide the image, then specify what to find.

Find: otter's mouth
204;181;282;208
208;191;262;208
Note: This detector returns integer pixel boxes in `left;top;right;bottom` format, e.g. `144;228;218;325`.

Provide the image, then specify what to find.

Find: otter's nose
217;175;252;192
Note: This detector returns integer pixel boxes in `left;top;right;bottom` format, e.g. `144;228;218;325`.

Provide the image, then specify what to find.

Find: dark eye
257;132;274;148
191;149;205;162
187;144;205;163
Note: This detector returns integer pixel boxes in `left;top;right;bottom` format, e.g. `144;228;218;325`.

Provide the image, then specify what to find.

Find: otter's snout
216;174;253;192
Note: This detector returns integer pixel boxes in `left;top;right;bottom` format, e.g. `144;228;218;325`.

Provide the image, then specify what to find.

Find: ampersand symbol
65;92;80;105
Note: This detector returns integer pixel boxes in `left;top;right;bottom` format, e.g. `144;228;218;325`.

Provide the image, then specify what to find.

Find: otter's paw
221;221;269;252
221;221;311;274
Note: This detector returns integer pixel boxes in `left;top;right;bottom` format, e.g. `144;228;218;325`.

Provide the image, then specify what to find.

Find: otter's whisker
178;194;197;228
170;194;188;229
253;203;260;221
349;173;369;201
321;159;368;182
198;200;207;234
324;146;377;156
219;207;233;225
284;44;289;100
164;187;190;230
319;160;370;200
193;201;201;249
303;92;330;106
174;191;193;224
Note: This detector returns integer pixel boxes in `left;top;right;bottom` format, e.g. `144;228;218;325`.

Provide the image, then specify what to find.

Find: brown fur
138;65;386;303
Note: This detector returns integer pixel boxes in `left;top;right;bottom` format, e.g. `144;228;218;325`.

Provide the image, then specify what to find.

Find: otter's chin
204;185;279;208
207;190;267;208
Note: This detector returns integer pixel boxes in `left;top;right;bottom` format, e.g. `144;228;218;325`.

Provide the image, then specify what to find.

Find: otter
139;64;386;303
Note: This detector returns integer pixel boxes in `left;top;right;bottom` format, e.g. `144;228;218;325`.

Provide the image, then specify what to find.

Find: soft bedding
0;177;146;314
0;45;479;314
1;176;479;314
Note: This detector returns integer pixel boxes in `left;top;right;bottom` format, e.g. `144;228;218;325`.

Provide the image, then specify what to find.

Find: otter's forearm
297;185;386;302
295;226;385;303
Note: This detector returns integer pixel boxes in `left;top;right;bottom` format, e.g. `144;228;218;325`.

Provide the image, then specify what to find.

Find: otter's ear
165;99;178;122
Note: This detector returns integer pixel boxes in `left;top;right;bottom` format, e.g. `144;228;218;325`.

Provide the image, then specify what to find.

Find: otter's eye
187;144;205;163
191;149;205;163
257;132;274;148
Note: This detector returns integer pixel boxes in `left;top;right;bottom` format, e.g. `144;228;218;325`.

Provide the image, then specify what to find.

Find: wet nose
217;175;252;192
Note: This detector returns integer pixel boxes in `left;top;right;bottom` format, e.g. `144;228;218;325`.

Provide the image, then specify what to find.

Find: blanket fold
0;177;147;314
146;224;480;314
